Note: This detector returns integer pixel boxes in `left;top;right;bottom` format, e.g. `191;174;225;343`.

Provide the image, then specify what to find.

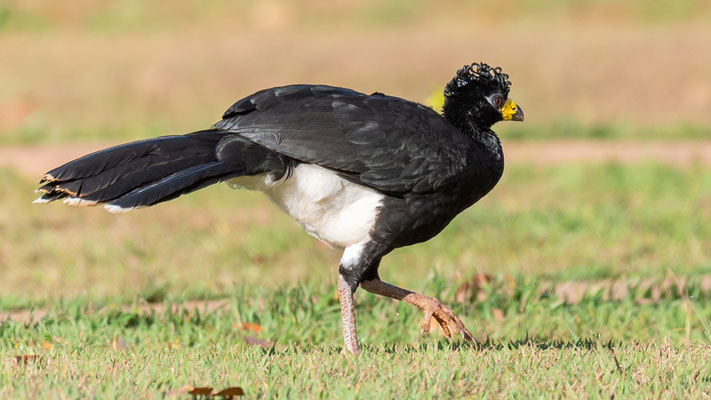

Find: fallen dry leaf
214;387;245;398
15;355;42;365
189;387;213;396
240;322;262;333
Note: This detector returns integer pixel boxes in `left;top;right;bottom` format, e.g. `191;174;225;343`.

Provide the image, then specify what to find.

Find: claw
416;296;474;342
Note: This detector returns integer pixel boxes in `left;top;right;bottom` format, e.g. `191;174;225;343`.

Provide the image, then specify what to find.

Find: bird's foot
417;295;475;342
359;279;476;343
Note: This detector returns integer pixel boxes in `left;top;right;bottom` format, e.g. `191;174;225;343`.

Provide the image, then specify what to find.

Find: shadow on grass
373;336;607;354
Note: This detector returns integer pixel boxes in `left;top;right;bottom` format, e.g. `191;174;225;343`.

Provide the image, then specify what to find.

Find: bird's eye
492;95;504;108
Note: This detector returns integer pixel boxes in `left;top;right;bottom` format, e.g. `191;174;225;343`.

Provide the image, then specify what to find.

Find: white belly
227;164;384;249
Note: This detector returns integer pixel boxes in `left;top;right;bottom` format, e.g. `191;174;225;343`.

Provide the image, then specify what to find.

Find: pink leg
338;274;360;355
360;279;475;341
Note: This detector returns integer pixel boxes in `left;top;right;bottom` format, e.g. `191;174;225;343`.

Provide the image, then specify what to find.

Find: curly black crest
444;62;511;98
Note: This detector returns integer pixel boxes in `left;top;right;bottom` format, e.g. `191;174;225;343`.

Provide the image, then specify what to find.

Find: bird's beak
500;99;524;122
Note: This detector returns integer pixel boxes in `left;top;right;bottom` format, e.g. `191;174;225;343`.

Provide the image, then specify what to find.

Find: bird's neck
469;125;502;158
443;102;501;155
449;115;503;160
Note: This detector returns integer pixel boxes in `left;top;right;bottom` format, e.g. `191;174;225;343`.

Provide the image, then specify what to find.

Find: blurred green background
1;0;710;144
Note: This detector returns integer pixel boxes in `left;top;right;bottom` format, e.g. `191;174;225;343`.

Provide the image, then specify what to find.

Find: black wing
213;85;472;196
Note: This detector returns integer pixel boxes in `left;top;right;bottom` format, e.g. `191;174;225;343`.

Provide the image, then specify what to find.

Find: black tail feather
42;135;186;183
42;131;227;182
55;150;216;202
105;161;240;211
35;129;261;210
36;129;289;212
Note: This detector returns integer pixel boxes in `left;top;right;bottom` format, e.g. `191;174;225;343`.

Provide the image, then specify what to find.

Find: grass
2;282;711;398
1;160;710;397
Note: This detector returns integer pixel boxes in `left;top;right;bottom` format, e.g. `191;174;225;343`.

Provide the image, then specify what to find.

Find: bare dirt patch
503;140;711;168
2;140;710;181
1;299;229;325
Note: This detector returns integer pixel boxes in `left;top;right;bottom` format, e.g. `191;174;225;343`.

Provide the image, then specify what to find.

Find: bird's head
442;62;524;132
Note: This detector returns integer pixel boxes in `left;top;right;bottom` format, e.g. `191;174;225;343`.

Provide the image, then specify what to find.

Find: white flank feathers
228;164;383;249
340;241;368;269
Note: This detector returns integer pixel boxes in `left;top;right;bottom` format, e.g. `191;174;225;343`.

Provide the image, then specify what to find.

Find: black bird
35;62;523;354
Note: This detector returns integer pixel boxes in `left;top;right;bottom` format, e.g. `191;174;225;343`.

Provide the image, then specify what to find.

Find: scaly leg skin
360;279;475;342
338;274;360;355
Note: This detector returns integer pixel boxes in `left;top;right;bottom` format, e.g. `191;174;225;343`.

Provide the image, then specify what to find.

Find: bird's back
214;84;478;198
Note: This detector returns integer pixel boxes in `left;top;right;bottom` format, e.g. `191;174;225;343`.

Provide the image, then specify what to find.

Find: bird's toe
418;297;474;342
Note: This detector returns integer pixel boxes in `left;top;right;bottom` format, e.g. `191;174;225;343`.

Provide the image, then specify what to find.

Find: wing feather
213;85;471;195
